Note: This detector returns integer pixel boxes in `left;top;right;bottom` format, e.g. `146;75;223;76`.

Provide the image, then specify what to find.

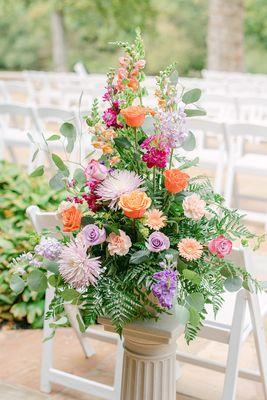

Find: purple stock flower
158;106;188;148
152;269;177;309
146;232;170;253
34;237;62;261
78;224;106;247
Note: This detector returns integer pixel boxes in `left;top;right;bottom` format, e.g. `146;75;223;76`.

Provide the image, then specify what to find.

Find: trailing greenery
0;161;62;328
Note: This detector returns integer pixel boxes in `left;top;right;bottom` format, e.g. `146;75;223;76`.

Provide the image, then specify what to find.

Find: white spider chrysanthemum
96;170;144;209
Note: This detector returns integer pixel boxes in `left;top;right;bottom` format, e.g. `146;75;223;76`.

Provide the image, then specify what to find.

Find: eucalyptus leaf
10;274;26;294
52;154;69;174
176;305;190;325
224;276;243;292
49;316;68;329
182;269;202;285
27;270;47;292
130;249;150;264
182;131;196;151
74;168;86;186
48;275;57;287
179;157;199;170
31;148;39;162
44;260;59;274
60;122;76;138
186;292;205;312
170;70;179;86
47;134;60;141
76;313;86;333
30;165;44;177
61;288;80;301
49;171;65;190
27;132;35;144
182;88;201;104
185;108;206;117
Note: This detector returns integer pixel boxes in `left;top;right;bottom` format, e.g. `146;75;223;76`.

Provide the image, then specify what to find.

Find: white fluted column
100;308;183;400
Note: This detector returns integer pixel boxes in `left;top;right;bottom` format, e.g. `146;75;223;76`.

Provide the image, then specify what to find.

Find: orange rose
62;205;82;232
120;106;153;128
118;190;152;218
164;169;190;194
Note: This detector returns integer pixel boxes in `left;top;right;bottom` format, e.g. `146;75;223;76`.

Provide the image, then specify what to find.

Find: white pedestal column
100;308;183;400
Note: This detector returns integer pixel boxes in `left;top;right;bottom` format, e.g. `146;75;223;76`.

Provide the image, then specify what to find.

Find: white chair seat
234;153;267;174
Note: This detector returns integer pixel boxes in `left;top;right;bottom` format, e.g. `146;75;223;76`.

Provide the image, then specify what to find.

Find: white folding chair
176;248;267;400
0;103;40;172
26;205;123;399
199;94;238;121
237;97;267;124
177;118;228;194
224;122;267;226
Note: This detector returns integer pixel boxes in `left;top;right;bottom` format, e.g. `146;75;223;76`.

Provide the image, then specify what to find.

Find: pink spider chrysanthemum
95;170;144;209
58;239;101;290
178;238;203;261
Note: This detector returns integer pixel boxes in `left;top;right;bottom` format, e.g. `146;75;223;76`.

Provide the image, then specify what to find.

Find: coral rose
164;169;189;194
118;190;151;219
120;106;153;128
62;205;82;232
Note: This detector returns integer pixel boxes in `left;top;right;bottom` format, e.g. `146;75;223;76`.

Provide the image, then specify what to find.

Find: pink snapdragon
141;135;170;169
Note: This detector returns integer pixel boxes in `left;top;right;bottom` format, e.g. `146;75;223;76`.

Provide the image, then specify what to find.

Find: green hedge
0;161;61;328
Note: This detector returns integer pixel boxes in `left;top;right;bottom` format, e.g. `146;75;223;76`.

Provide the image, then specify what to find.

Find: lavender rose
79;224;106;247
85;160;108;182
146;232;170;253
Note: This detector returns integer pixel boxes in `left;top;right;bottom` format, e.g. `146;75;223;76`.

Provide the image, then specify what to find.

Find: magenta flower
146;232;170;253
141;135;170;169
208;235;232;258
78;224;106;247
58;239;101;289
152;269;177;309
102;101;122;129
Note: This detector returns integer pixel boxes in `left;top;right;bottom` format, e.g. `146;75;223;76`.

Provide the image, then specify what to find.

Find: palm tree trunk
207;0;244;71
51;9;68;72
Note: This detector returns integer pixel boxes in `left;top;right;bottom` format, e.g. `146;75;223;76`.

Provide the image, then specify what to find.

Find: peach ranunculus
164;169;190;194
118;190;152;219
107;230;132;256
62;205;82;232
120;106;154;128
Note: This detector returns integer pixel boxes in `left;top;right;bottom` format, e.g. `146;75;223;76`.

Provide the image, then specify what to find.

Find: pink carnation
107;230;132;256
208;235;232;258
182;194;206;221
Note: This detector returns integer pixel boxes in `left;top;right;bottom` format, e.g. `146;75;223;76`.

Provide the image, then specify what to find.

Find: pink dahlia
182;194;206;221
58;239;101;289
95;170;144;209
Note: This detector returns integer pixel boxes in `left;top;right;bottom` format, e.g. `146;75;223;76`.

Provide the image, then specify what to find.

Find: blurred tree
207;0;244;71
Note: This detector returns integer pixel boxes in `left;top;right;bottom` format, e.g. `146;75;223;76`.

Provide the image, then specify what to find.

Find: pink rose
208;235;232;258
107;230;132;256
85;160;108;182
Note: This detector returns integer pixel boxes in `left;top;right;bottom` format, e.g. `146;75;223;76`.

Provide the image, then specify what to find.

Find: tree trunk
207;0;244;71
51;10;68;72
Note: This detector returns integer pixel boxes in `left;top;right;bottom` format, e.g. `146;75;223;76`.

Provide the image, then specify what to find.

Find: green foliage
0;161;61;328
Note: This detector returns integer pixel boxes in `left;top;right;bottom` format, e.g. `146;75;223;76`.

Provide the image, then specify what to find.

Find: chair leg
214;162;224;194
248;292;267;400
40;286;55;393
222;290;247;400
224;163;235;207
64;304;95;358
112;339;124;400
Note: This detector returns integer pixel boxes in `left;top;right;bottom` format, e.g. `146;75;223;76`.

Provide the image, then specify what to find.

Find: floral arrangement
10;33;262;342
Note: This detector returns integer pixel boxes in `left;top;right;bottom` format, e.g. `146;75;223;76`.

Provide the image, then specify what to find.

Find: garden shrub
0;161;61;328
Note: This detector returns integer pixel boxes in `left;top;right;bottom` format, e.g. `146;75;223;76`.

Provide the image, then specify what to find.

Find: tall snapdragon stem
153;167;156;193
133;127;140;174
169;149;174;169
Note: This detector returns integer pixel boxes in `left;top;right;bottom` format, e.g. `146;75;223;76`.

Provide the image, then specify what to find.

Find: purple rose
79;224;106;247
146;232;170;253
85;159;108;182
